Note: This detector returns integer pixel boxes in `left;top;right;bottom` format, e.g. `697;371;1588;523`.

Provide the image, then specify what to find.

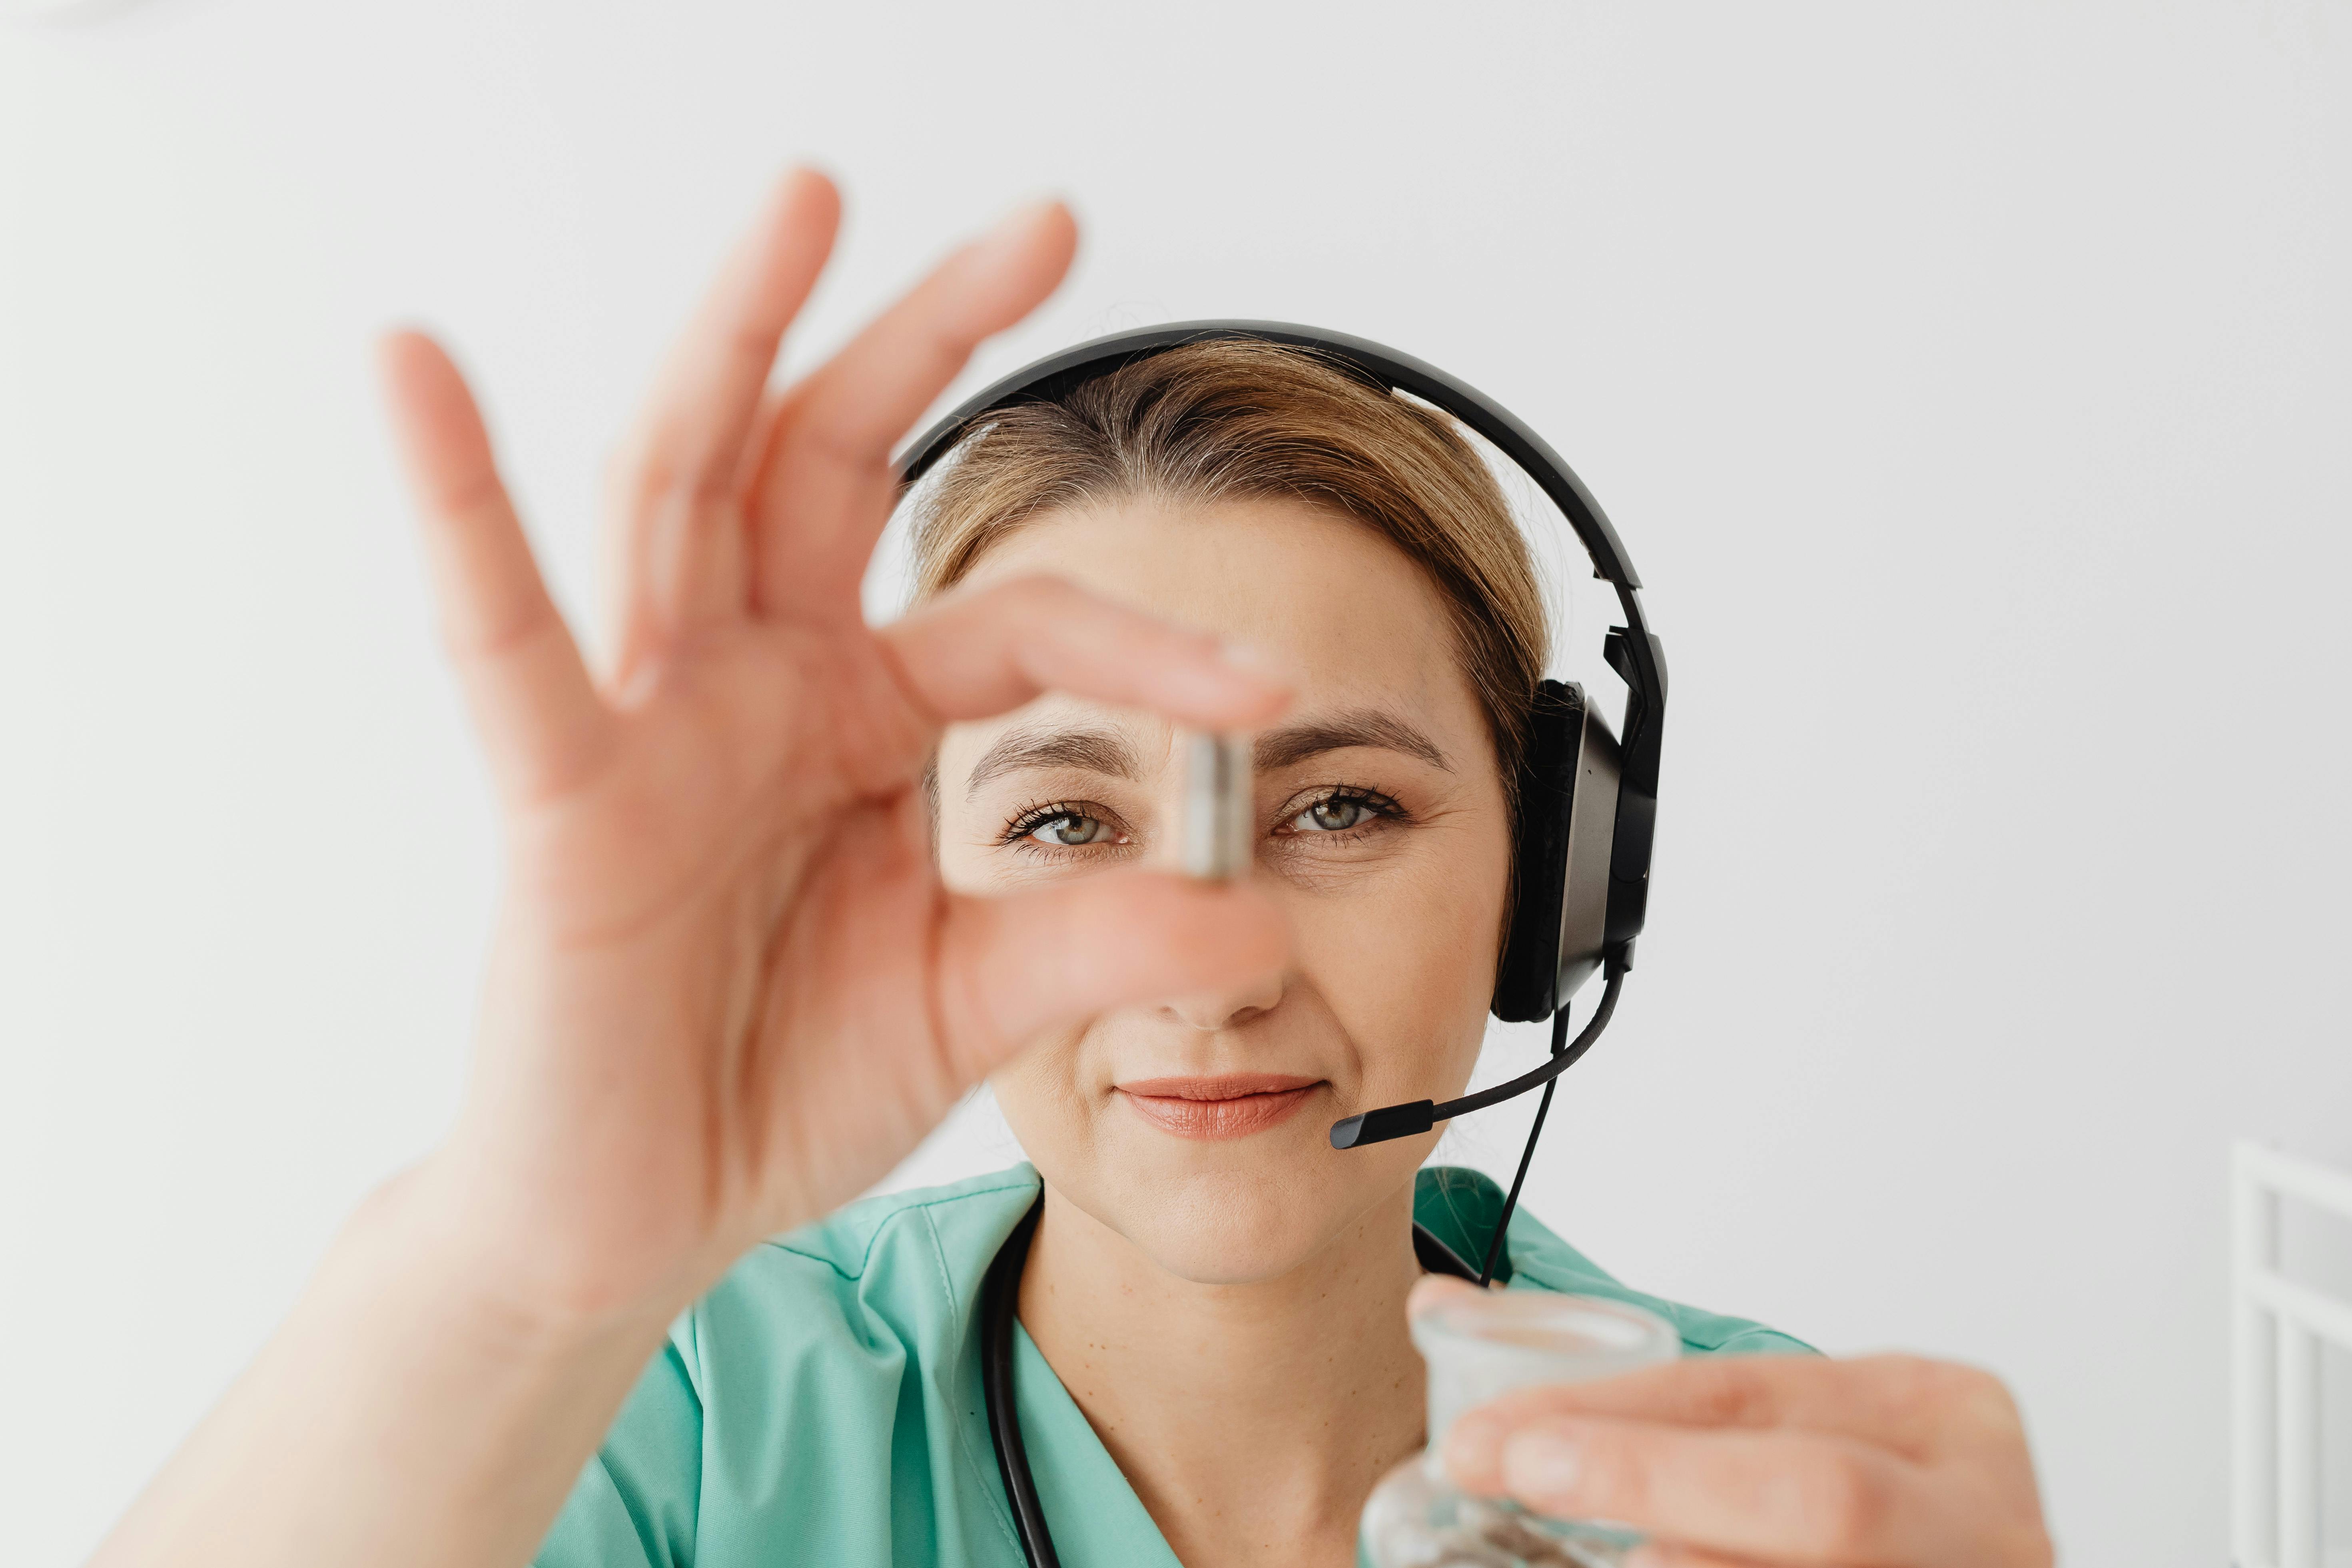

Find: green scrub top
536;1164;1808;1568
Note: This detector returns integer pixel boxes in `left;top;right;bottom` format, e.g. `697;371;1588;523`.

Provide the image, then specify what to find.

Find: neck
1017;1178;1428;1568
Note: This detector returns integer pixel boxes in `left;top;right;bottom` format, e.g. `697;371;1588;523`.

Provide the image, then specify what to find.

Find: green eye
1028;813;1113;847
1293;798;1372;833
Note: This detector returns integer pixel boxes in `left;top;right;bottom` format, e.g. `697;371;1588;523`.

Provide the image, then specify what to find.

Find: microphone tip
1328;1100;1437;1150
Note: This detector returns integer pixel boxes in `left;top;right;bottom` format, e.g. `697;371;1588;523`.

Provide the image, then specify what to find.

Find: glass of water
1360;1292;1680;1568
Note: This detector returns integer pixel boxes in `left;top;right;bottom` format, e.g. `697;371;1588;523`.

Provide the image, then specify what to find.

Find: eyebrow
964;725;1141;797
960;707;1453;799
1255;709;1453;772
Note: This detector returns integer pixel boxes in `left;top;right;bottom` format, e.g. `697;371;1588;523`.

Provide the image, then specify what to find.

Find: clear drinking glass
1360;1292;1680;1568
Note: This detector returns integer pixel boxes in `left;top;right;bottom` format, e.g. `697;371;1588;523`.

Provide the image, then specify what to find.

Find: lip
1114;1075;1324;1141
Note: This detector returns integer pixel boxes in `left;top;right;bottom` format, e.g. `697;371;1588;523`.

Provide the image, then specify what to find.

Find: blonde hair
909;339;1550;784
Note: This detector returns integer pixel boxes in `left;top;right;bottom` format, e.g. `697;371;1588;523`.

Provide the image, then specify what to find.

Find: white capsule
1179;730;1254;880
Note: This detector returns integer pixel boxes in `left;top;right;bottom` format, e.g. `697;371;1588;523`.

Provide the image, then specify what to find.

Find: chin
1091;1137;1412;1285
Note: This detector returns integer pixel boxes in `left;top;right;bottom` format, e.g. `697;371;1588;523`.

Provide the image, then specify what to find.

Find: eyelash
994;786;1409;858
1270;785;1409;842
999;800;1135;857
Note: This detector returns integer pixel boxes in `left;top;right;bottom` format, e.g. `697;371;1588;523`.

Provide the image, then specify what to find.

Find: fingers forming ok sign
378;172;1292;1329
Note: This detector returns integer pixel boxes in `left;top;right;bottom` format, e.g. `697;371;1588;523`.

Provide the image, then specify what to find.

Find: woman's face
934;496;1515;1283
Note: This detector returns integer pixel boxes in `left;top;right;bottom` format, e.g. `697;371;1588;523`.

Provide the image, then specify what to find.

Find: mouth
1113;1074;1324;1141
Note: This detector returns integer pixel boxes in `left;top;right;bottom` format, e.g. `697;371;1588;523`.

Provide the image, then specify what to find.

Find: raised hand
92;172;1291;1568
380;170;1292;1333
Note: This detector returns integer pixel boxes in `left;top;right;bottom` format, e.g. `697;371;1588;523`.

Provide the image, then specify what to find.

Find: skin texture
932;497;1516;1564
86;172;2053;1568
940;499;1511;1284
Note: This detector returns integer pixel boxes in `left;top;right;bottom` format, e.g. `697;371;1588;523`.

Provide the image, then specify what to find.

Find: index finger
874;573;1291;732
1473;1414;1957;1567
1450;1354;2021;1471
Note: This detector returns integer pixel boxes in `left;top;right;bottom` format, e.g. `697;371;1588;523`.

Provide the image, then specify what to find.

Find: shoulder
678;1163;1042;1380
1413;1165;1815;1357
537;1165;1043;1568
753;1163;1041;1293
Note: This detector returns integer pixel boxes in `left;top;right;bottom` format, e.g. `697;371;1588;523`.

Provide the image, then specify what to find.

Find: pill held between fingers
1179;730;1253;881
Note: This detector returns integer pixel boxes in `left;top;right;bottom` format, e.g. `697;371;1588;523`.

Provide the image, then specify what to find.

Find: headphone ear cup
1491;681;1623;1023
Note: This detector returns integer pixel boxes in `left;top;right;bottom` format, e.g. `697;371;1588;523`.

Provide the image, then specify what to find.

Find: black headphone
900;322;1666;1568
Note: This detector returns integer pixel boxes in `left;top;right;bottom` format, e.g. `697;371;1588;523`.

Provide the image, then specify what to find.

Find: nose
1159;968;1286;1031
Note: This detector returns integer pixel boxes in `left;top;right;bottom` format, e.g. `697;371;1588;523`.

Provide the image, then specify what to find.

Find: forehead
954;495;1468;720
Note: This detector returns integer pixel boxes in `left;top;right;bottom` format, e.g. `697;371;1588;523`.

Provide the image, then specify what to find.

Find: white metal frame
2235;1140;2352;1568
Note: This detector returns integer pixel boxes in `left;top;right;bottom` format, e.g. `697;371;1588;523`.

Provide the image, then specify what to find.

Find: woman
92;171;2052;1568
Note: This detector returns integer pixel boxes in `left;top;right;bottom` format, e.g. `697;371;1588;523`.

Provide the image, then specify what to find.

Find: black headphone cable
981;1196;1060;1568
1474;963;1625;1287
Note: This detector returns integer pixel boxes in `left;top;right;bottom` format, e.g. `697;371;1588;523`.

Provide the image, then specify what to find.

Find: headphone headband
900;321;1642;590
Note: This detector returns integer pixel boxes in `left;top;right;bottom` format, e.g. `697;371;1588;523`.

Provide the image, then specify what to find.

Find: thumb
931;870;1288;1081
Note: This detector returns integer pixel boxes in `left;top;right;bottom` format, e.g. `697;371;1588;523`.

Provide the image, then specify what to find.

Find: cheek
934;802;1005;896
1290;819;1512;1089
988;1025;1094;1165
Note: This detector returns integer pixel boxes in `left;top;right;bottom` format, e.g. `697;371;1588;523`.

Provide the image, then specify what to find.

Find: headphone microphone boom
1326;676;1641;1151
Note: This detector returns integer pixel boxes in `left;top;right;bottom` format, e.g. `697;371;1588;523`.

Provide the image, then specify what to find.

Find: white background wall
4;2;2348;1563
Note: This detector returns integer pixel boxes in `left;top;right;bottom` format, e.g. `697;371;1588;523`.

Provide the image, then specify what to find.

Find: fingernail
1442;1410;1507;1487
1406;1275;1474;1319
1501;1428;1584;1500
1217;638;1291;687
972;197;1064;259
